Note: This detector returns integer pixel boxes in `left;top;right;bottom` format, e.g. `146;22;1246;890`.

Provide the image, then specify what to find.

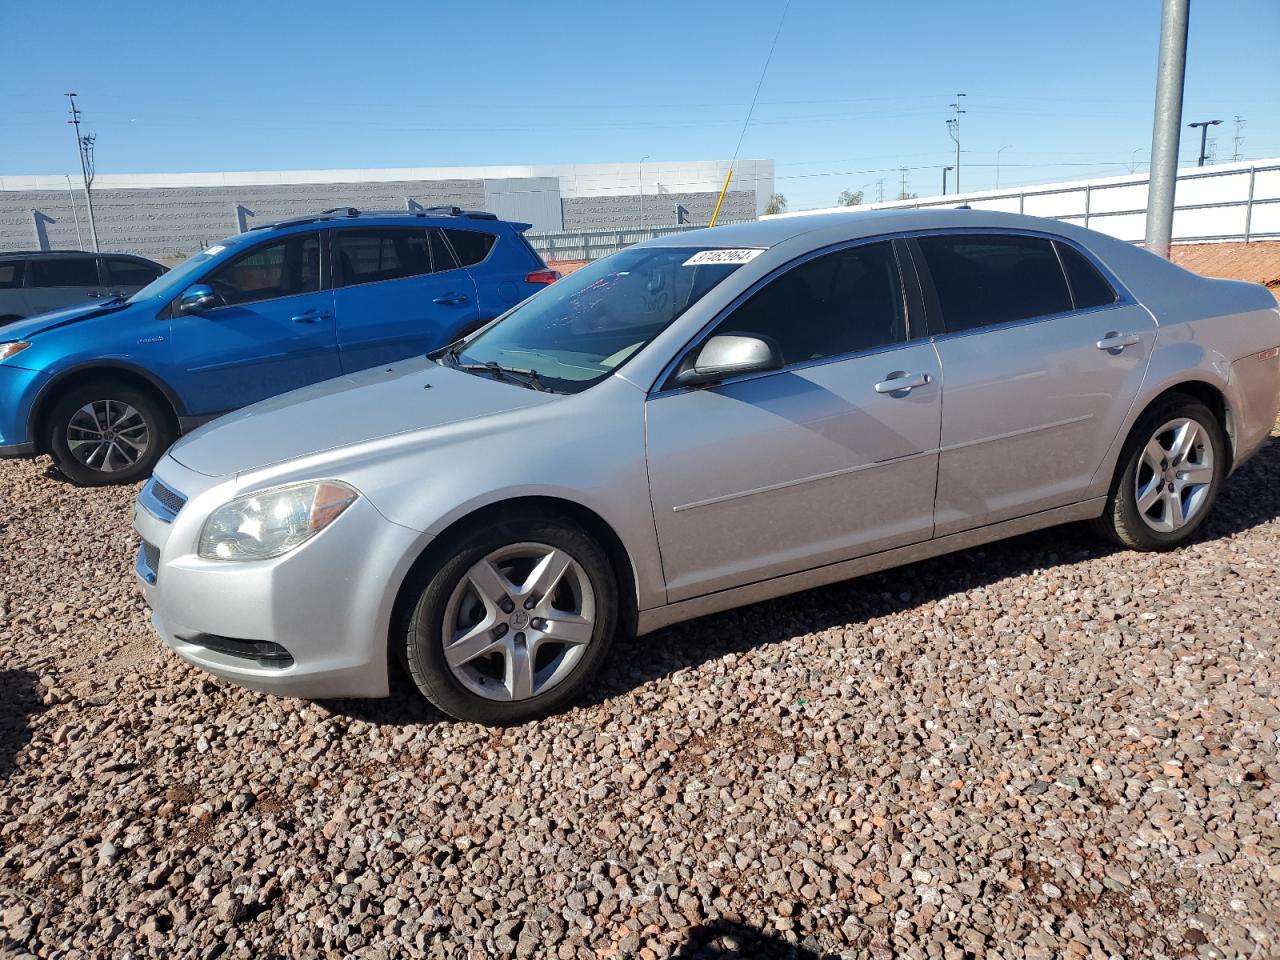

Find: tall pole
996;144;1012;189
1188;119;1221;166
638;155;649;230
942;166;953;195
66;93;99;253
1144;0;1189;260
946;93;966;194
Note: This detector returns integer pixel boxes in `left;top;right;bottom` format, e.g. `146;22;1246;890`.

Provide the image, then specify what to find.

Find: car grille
140;477;187;522
137;541;160;585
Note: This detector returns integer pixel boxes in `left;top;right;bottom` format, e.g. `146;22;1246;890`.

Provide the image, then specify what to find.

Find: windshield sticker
682;248;763;267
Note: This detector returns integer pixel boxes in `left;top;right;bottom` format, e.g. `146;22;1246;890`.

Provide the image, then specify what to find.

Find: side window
716;241;906;366
206;233;320;306
444;228;496;267
104;257;164;286
0;260;24;289
1056;242;1118;310
335;229;432;286
429;229;459;271
916;234;1072;333
30;257;99;287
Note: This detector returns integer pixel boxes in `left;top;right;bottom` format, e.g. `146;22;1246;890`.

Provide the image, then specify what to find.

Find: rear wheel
1092;394;1225;550
46;381;175;486
404;511;618;724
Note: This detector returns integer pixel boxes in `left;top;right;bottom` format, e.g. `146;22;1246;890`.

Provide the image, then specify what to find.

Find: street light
995;144;1013;189
942;166;954;195
1187;120;1222;166
1130;147;1146;173
638;155;650;230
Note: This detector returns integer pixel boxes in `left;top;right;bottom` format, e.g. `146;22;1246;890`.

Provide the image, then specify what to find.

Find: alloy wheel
1134;416;1215;533
441;542;596;702
65;399;150;473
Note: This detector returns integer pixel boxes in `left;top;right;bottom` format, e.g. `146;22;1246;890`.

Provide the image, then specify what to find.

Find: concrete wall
561;190;756;230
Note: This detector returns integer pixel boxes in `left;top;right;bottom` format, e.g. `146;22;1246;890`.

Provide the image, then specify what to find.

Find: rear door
25;255;102;314
102;255;166;297
911;232;1155;536
0;259;29;320
645;239;942;602
170;230;340;415
447;225;543;316
331;226;479;372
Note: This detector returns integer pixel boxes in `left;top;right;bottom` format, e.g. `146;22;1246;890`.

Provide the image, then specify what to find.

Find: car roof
637;207;1090;250
0;249;97;258
252;207;522;233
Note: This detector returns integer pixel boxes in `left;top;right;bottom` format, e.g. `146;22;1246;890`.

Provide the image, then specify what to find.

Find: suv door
25;255;102;315
910;232;1156;536
170;231;340;415
101;255;165;297
645;240;942;602
0;259;29;322
331;226;479;372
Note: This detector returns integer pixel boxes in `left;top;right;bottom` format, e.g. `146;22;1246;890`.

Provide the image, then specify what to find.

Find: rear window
0;260;23;289
916;234;1072;333
30;257;99;287
1057;242;1118;310
444;229;497;267
336;229;433;286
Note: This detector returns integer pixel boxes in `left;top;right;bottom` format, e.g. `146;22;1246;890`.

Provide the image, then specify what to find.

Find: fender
30;358;190;438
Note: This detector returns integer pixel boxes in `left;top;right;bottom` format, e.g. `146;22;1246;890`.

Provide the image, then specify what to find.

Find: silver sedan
134;209;1280;724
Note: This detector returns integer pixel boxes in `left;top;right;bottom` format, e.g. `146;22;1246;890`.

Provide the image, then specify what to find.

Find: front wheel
46;382;175;486
1092;394;1225;550
404;512;618;724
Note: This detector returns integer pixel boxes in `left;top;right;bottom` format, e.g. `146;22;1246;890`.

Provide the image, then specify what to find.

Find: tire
1091;394;1225;551
46;381;175;486
404;510;618;724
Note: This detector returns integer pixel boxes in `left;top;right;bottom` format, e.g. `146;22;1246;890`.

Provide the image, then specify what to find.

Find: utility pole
899;167;908;200
942;166;953;195
66;93;99;253
876;178;885;203
1188;120;1222;166
1144;0;1189;260
946;93;966;193
1231;116;1246;161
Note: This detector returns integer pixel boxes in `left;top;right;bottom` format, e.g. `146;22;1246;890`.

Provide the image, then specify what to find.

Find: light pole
1130;147;1145;173
638;155;650;230
995;144;1013;189
1188;120;1222;166
942;166;954;195
1145;0;1189;259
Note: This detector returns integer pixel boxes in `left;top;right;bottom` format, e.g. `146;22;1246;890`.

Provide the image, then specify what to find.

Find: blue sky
3;0;1277;210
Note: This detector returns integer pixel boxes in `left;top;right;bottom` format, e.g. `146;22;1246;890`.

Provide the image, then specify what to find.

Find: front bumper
134;458;430;699
0;364;49;454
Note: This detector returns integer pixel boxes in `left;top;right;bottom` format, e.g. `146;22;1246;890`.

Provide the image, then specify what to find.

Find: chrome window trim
648;235;916;399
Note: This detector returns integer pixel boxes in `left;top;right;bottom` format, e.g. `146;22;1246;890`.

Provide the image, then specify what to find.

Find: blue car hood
1;299;140;339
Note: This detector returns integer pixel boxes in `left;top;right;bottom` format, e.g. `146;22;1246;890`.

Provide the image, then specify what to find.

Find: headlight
198;481;359;561
0;342;31;361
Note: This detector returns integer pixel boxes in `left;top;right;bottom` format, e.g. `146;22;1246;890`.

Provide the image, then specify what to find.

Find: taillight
525;269;560;286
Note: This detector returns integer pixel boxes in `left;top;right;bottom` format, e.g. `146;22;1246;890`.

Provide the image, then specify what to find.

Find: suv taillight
525;269;560;286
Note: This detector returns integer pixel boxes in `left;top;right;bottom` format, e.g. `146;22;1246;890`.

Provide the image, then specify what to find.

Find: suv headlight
198;481;359;561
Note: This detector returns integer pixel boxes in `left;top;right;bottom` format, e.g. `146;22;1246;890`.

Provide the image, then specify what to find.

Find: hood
168;356;557;477
0;299;140;340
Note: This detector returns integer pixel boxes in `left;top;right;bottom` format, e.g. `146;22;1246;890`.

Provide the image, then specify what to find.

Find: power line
729;0;792;163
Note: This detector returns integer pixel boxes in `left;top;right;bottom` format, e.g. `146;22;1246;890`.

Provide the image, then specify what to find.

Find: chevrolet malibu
134;209;1280;724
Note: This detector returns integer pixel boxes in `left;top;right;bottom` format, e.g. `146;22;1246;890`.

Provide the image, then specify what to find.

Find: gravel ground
2;426;1279;960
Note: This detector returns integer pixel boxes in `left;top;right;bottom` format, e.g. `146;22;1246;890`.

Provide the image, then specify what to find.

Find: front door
331;226;480;372
171;231;340;416
645;240;942;603
911;233;1156;536
26;254;101;315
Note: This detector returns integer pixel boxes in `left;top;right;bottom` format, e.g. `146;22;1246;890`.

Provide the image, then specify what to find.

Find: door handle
291;310;332;324
432;293;470;305
874;371;931;394
1096;332;1140;352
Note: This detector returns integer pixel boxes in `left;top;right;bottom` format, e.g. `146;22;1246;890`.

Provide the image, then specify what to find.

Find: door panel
332;227;479;372
646;342;942;602
932;303;1155;535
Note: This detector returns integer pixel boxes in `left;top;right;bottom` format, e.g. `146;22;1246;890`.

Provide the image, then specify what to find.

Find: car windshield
125;239;242;304
453;246;752;393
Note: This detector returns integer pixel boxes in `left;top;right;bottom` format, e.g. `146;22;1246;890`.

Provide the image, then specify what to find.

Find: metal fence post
1083;184;1092;228
1019;192;1025;214
1244;166;1256;243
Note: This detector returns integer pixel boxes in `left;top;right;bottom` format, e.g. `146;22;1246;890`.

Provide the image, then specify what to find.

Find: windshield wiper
457;360;551;392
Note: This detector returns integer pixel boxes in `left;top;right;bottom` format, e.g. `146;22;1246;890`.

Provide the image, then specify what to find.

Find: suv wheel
1092;394;1225;550
404;511;618;724
46;381;175;486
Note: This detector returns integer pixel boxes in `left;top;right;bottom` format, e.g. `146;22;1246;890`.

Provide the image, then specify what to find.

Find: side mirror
177;284;222;314
673;333;783;388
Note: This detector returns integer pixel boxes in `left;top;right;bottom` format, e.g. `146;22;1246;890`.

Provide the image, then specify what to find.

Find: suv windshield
453;246;751;393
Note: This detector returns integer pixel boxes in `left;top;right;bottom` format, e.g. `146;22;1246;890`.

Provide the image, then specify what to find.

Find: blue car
0;208;559;485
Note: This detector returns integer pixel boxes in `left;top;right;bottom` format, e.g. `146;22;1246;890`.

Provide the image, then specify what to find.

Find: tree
896;191;918;201
837;189;864;207
764;193;788;216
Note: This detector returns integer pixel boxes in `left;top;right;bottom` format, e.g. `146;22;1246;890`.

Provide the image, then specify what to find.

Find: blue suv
0;208;559;485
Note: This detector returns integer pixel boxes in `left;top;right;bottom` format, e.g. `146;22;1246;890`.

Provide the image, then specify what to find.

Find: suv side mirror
177;284;222;314
673;334;784;388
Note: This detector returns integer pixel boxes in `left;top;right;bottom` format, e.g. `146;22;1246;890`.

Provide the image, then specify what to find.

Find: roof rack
1;249;95;256
250;206;502;231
